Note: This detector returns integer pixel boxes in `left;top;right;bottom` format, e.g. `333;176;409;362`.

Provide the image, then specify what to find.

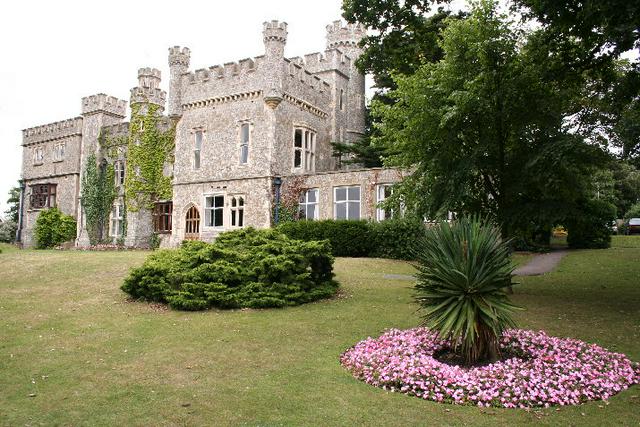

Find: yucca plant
414;216;521;366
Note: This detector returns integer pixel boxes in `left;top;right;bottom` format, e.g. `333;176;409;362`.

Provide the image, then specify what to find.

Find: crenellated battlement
186;57;259;85
285;58;332;94
81;94;127;117
169;46;190;67
138;67;161;80
22;117;84;145
326;20;366;50
263;20;288;43
130;86;166;106
298;48;352;77
100;122;130;139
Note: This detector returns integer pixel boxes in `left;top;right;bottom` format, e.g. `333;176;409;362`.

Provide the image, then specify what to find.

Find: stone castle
18;20;403;248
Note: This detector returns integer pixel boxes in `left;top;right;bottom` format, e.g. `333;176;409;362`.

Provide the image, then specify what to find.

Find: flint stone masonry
18;18;406;248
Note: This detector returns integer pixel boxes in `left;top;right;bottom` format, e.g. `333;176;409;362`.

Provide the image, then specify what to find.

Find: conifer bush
121;228;337;310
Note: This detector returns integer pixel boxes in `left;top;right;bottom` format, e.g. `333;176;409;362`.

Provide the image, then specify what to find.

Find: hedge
121;228;337;310
278;217;426;260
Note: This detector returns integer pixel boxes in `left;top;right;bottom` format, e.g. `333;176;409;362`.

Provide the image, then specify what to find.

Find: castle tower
77;94;127;246
130;68;166;116
262;20;288;108
168;46;190;118
326;21;367;138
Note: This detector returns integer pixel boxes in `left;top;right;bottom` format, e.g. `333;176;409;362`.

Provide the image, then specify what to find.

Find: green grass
0;241;639;426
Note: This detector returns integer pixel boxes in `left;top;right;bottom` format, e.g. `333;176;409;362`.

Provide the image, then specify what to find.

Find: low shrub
34;208;77;249
121;228;337;310
566;199;616;249
278;217;426;260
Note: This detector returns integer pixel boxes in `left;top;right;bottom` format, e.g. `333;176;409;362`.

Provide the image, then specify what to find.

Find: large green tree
373;0;607;238
343;0;461;92
5;184;20;223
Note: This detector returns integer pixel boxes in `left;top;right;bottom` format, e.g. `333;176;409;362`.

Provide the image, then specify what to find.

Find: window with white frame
334;186;360;220
230;196;245;227
376;184;394;221
299;189;319;220
33;146;44;165
114;160;125;186
194;130;203;169
53;142;65;162
239;123;249;164
293;128;316;171
204;195;224;227
110;202;125;237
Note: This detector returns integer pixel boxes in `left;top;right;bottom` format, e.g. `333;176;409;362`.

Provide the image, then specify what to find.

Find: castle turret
130;67;166;116
168;46;190;118
263;20;288;59
262;20;287;108
326;21;367;138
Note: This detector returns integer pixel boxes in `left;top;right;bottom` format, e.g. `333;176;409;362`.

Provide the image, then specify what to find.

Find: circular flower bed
340;328;639;408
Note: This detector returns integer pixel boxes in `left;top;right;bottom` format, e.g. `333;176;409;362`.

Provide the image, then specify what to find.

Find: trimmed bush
34;208;77;249
277;220;373;257
121;228;337;310
566;199;617;249
369;216;426;259
278;218;426;260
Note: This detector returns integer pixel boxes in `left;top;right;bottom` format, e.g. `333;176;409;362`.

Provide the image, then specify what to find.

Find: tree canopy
372;0;610;239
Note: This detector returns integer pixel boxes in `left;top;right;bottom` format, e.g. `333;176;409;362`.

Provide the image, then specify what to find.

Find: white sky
0;0;362;216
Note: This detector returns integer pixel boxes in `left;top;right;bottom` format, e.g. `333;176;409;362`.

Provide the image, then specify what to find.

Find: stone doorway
184;206;200;240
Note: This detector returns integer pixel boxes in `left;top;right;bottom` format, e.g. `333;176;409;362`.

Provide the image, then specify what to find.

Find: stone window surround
299;188;319;220
376;183;393;222
114;160;126;186
237;119;253;166
203;192;225;229
153;201;173;234
29;182;57;210
110;202;125;238
334;185;361;220
33;145;45;165
292;124;317;172
53;142;66;163
191;127;206;170
229;195;245;228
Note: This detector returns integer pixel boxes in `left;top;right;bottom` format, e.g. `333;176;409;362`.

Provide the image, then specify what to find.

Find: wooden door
184;206;200;240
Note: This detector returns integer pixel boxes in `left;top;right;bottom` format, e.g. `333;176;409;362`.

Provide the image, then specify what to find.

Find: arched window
184;206;200;240
230;196;244;227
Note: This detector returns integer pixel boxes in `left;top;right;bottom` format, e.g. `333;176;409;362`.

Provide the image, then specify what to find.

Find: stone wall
170;176;273;245
284;168;406;221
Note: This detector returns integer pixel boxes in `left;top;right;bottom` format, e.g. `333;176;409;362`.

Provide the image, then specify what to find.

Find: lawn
0;239;639;426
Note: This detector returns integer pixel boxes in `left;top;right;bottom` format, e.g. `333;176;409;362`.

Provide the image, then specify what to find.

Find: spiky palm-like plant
414;216;521;366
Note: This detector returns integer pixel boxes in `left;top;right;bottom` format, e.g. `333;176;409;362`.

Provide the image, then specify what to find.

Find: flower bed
340;328;639;408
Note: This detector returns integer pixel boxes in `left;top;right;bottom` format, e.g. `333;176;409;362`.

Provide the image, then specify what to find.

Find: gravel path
512;250;569;276
382;250;570;281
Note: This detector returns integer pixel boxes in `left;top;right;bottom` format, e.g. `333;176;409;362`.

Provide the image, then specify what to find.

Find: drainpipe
16;179;25;245
273;176;282;225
